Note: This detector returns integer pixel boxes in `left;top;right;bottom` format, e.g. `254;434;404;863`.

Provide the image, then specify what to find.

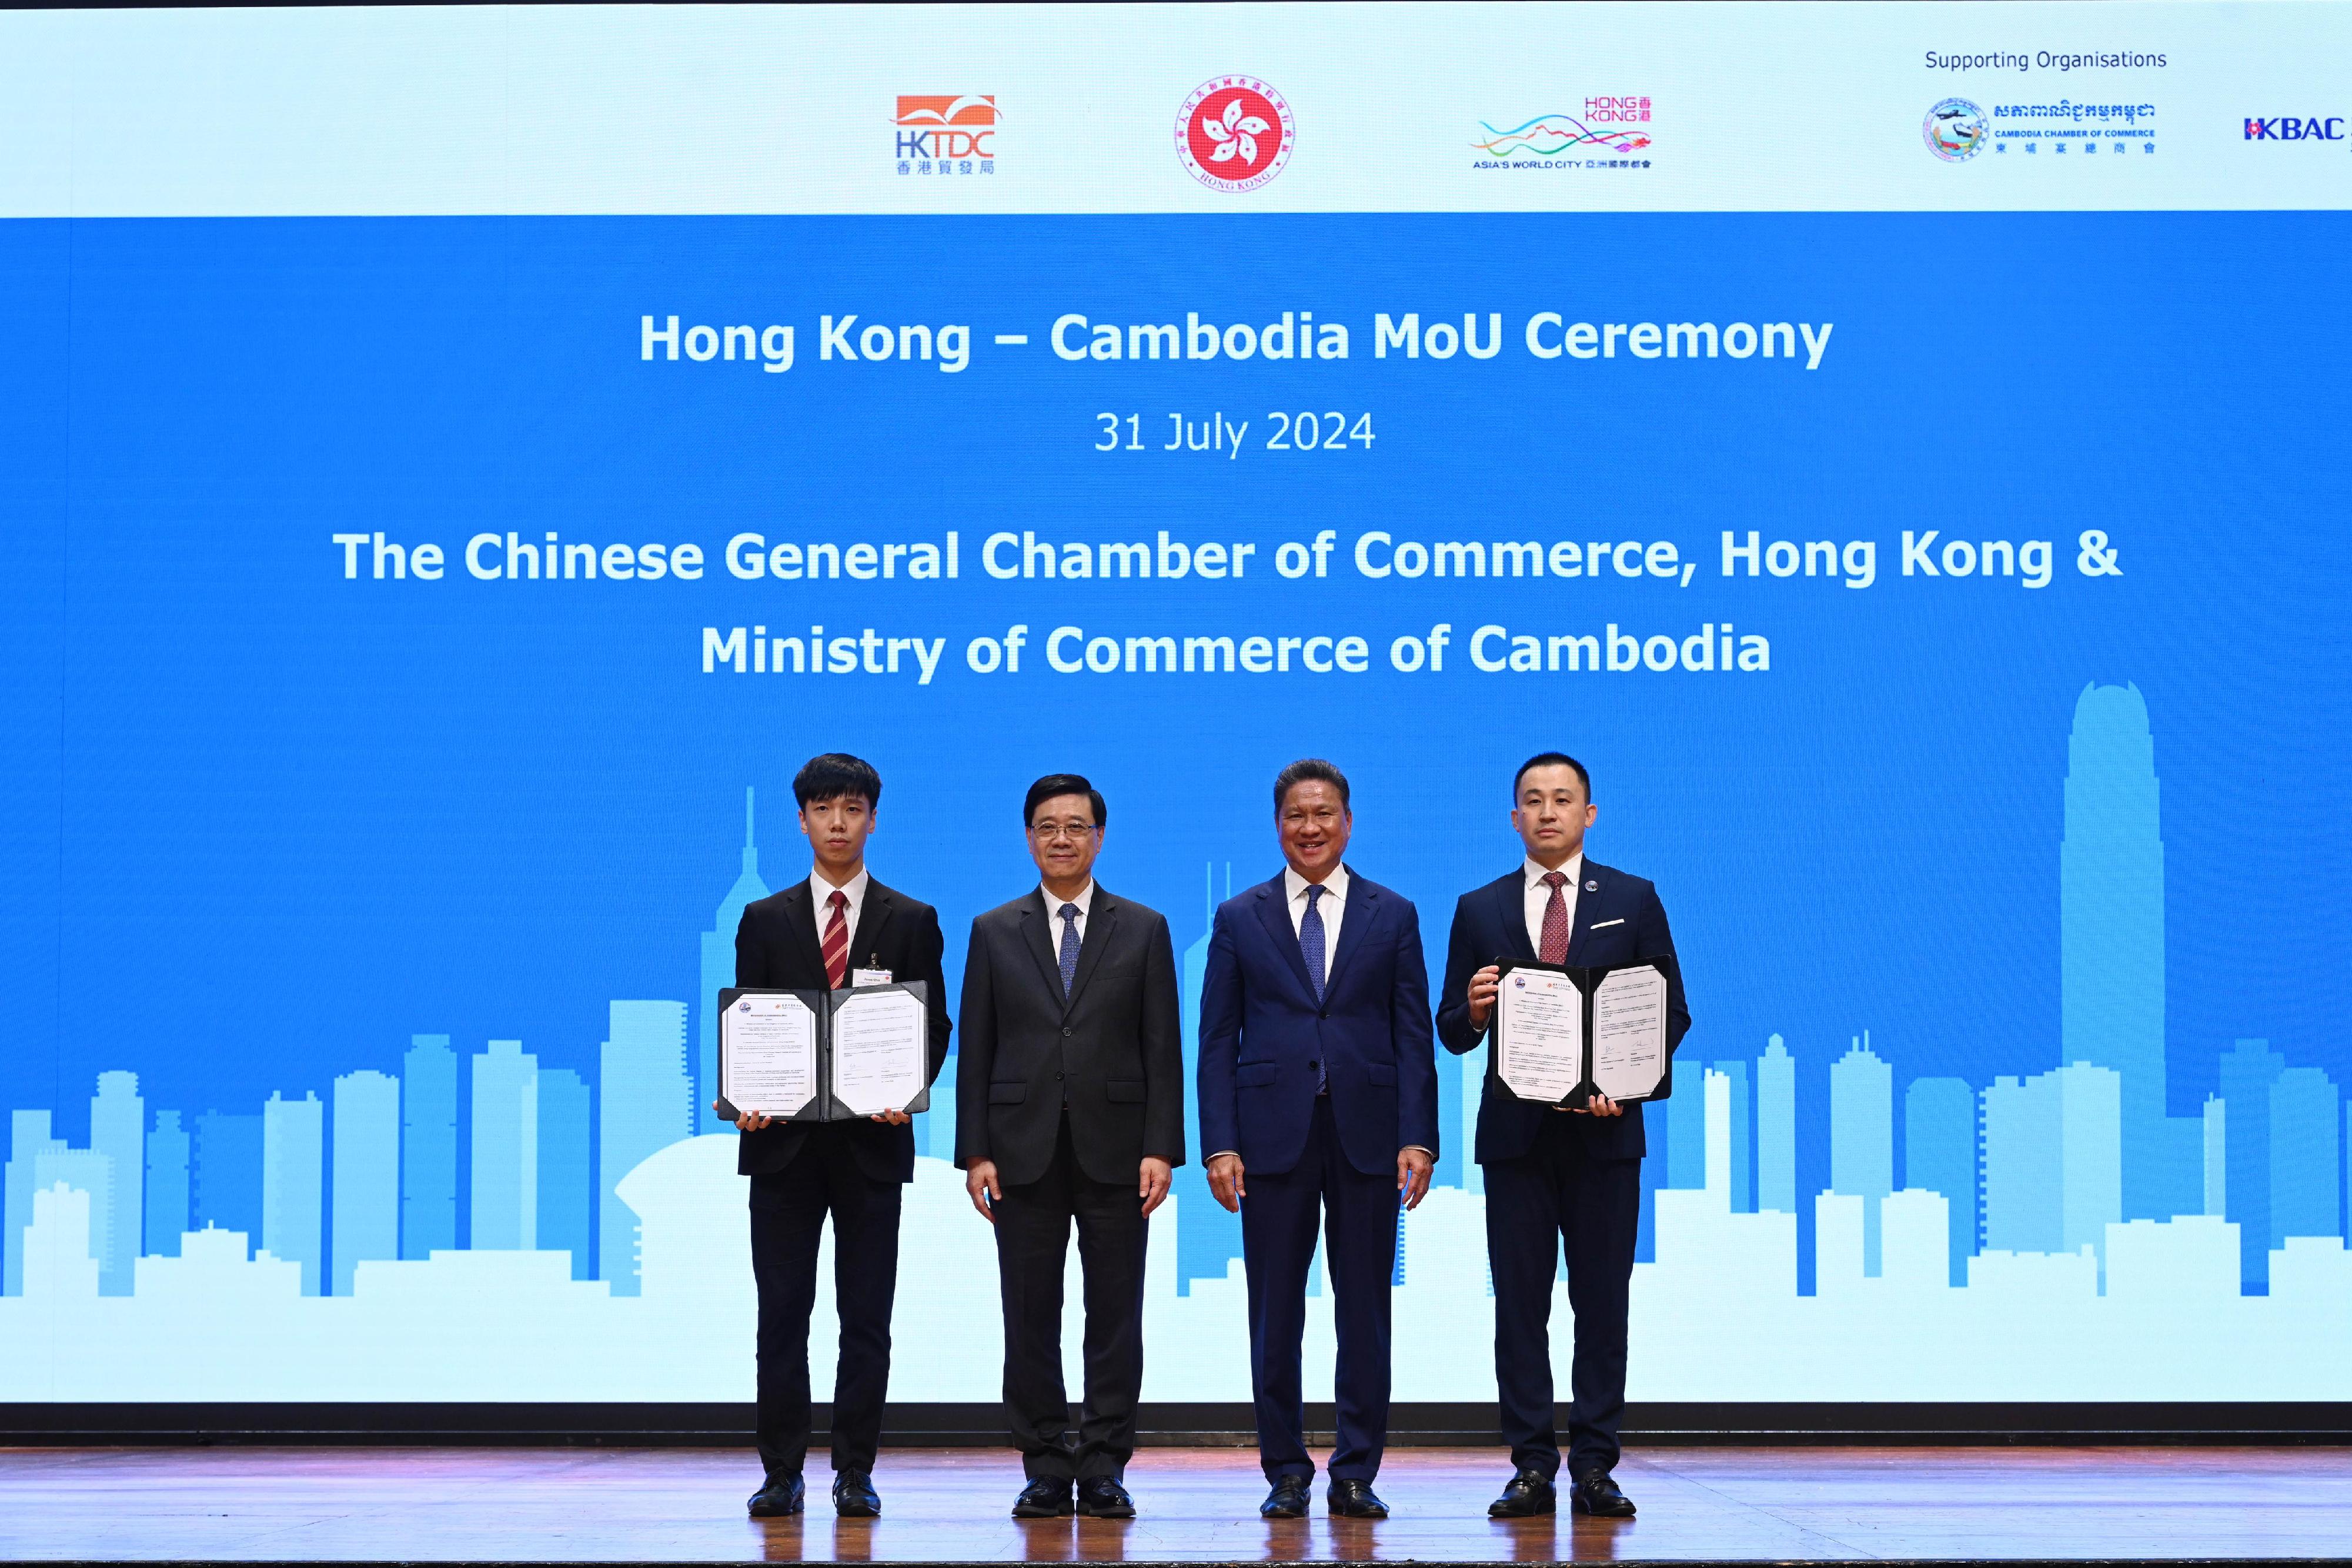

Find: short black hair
1514;751;1592;801
793;753;881;811
1024;773;1106;828
1274;758;1351;813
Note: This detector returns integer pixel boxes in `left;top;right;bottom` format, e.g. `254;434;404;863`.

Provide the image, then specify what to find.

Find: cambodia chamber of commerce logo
1176;76;1294;191
894;95;997;176
1925;97;1988;161
1472;97;1655;170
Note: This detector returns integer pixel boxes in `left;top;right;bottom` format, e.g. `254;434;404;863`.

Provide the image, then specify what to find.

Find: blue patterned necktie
1057;902;1082;998
1300;884;1328;1093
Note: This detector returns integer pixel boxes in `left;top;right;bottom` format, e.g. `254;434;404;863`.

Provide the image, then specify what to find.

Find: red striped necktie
821;890;850;989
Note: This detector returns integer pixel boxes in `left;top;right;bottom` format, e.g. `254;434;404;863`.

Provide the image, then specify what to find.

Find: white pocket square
1588;917;1626;931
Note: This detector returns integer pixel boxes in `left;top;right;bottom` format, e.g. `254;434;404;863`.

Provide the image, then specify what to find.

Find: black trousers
1241;1095;1399;1483
993;1114;1150;1481
749;1124;904;1479
1483;1112;1641;1479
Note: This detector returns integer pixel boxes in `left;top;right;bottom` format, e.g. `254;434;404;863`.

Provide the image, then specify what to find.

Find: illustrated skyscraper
696;788;770;1136
2219;1037;2283;1288
2268;1066;2340;1248
472;1041;539;1250
400;1035;458;1257
1177;864;1241;1293
143;1109;190;1258
1710;1058;1753;1212
332;1071;400;1295
599;1000;691;1295
536;1068;593;1279
1980;1062;2120;1264
89;1071;143;1295
192;1109;263;1243
5;1111;66;1296
1829;1038;1892;1275
1756;1036;1795;1213
1905;1075;1976;1283
263;1091;323;1294
2062;683;2197;1219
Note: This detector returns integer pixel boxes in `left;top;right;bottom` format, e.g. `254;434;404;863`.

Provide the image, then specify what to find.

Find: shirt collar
1285;863;1350;905
1524;853;1583;891
1040;880;1097;918
809;866;870;908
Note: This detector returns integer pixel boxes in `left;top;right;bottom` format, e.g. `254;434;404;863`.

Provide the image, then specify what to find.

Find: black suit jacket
955;886;1186;1189
1435;859;1690;1164
733;874;952;1183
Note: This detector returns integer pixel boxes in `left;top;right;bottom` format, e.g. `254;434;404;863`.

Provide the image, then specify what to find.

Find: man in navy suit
1436;752;1689;1520
1199;758;1438;1520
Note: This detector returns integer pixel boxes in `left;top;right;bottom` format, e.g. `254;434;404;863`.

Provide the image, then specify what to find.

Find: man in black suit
726;753;951;1520
957;774;1184;1520
1435;752;1689;1520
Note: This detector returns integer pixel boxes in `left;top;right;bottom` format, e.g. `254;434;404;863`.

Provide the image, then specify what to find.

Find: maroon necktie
1539;871;1571;964
821;890;850;989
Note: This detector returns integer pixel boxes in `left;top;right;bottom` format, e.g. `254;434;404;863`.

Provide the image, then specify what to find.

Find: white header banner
3;1;2348;217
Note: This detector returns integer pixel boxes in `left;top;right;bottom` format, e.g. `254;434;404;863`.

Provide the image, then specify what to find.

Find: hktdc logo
895;95;998;176
1175;76;1294;192
2244;116;2344;141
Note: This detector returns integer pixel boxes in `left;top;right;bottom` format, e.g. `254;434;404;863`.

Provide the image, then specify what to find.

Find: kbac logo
2244;116;2345;141
895;95;998;167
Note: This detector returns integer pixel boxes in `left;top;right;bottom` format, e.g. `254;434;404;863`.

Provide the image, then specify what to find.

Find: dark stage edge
6;1401;2352;1445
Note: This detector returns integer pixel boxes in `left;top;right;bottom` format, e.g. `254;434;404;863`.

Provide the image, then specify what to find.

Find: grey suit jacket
954;885;1186;1188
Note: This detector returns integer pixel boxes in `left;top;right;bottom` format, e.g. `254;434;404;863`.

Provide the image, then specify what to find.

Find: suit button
1055;1072;1064;1081
1307;1059;1319;1071
1061;1027;1073;1037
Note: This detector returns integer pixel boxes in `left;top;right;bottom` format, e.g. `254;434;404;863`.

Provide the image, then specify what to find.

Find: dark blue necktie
1301;884;1328;1093
1057;902;1082;998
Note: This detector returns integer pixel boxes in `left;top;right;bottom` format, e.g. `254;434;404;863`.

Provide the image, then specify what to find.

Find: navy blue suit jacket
1197;869;1439;1178
1435;860;1690;1164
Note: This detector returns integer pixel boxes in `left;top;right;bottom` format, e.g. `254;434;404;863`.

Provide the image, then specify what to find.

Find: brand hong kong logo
1176;76;1294;192
1924;97;1988;161
2243;116;2345;141
895;95;997;175
1472;101;1655;168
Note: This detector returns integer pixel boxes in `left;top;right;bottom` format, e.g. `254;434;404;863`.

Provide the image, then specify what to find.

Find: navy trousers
1482;1112;1641;1479
1241;1095;1399;1483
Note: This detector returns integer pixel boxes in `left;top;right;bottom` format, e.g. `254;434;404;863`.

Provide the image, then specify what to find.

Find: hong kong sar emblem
1176;76;1295;192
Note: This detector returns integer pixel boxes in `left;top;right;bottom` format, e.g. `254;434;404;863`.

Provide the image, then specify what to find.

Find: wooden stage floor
5;1444;2352;1564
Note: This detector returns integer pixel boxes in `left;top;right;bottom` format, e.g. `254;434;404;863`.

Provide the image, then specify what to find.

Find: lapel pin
1584;880;1598;892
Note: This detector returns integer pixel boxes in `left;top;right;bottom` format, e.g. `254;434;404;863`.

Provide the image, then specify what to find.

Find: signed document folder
714;983;932;1121
1491;957;1675;1109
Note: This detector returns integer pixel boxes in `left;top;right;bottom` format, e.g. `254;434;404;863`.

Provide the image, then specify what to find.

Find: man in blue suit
1436;751;1689;1520
1199;758;1438;1520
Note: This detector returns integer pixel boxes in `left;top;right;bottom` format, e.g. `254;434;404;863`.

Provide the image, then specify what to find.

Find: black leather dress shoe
1327;1478;1390;1518
1077;1476;1135;1517
1571;1469;1636;1517
1259;1475;1311;1519
1488;1467;1557;1517
747;1472;804;1517
1013;1476;1074;1518
832;1470;880;1517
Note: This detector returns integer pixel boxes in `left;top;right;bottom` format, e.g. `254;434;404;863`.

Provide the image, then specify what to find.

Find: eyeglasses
1029;822;1100;842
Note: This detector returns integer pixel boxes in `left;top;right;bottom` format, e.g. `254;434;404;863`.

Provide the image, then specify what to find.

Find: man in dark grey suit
956;773;1185;1520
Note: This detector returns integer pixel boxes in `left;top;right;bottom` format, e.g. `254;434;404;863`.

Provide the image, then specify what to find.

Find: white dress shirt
1038;880;1097;945
809;866;871;951
1523;853;1585;959
1282;863;1349;988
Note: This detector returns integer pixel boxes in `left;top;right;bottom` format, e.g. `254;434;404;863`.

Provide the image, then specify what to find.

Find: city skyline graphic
7;681;2352;1403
